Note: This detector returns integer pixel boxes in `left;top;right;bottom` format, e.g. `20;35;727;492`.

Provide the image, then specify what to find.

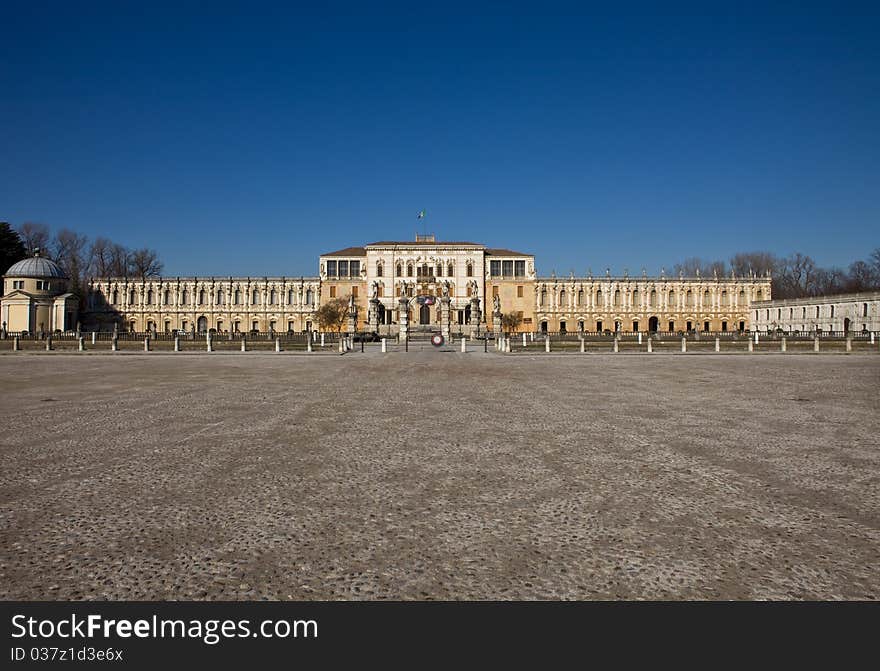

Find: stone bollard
846;337;852;353
46;336;53;351
382;338;387;353
814;336;820;352
680;337;686;353
13;336;20;351
545;336;550;353
647;337;653;353
505;337;511;353
307;338;312;353
748;339;754;352
320;333;325;347
715;337;720;352
460;337;466;353
111;336;118;351
871;332;875;345
174;337;180;352
613;337;619;353
580;337;585;353
339;339;345;354
275;337;281;352
78;336;85;351
144;336;151;352
522;333;527;347
754;332;759;344
206;334;213;352
241;337;247;352
781;337;786;353
638;332;642;345
91;331;96;345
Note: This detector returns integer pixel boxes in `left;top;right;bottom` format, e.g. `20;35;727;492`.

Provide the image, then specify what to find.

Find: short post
715;337;720;352
13;336;20;351
748;339;754;353
46;335;53;351
613;337;619;353
360;337;364;353
307;336;312;353
505;337;511;353
647;337;652;353
580;337;585;353
381;338;387;353
144;336;150;352
781;337;786;352
111;336;118;351
91;331;96;345
522;333;527;347
461;337;466;353
339;339;344;353
320;333;325;347
174;337;180;352
275;337;281;352
638;332;642;345
846;336;852;353
813;336;820;352
206;333;213;352
545;336;550;353
870;332;875;345
241;337;247;352
754;332;759;344
530;332;534;342
680;336;686;353
78;336;85;351
483;336;486;353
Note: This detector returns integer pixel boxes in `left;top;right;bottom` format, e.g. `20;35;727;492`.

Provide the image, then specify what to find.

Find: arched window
650;290;657;307
270;289;276;305
234;289;241;305
739;290;745;304
306;289;313;305
756;289;763;301
466;262;473;277
251;289;259;305
686;290;693;307
112;289;119;305
721;291;728;306
830;305;835;318
540;288;546;307
198;289;205;305
559;289;566;306
288;289;294;305
436;264;443;278
181;289;188;305
217;290;225;305
396;264;402;277
448;263;454;277
864;303;869;317
802;307;806;319
376;262;384;277
703;290;710;305
668;290;675;306
129;289;136;304
613;290;620;307
816;306;819;318
577;289;584;306
407;263;413;277
163;290;170;305
146;289;153;304
632;289;639;307
596;289;602;305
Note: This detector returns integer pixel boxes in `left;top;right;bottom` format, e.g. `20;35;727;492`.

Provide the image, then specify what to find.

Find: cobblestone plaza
1;353;877;600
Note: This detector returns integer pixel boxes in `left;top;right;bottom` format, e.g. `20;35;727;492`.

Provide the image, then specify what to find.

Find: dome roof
4;250;68;279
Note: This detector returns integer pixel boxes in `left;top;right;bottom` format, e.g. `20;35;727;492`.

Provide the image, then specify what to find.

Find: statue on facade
493;294;501;313
370;281;379;299
441;281;450;298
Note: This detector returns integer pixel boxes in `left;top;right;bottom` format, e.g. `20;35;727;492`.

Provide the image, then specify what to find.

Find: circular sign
431;334;445;347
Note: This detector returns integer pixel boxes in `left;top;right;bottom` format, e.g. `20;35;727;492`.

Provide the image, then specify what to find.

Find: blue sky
2;1;878;276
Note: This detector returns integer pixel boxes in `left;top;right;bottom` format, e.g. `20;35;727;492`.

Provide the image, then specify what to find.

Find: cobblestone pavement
1;353;878;600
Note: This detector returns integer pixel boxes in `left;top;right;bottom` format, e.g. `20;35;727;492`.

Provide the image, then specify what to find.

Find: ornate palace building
76;235;771;334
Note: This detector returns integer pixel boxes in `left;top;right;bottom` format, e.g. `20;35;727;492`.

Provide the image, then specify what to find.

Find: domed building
1;249;79;334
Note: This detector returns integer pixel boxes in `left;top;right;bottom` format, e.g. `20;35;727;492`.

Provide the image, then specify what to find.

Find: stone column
715;337;720;352
647;337;652;353
545;336;550;353
748;339;754;352
111;336;118;351
144;336;150;352
46;335;52;351
781;337;786;352
680;336;686;353
399;297;410;340
91;331;96;345
275;337;281;352
369;298;381;332
846;336;852;352
814;335;819;352
440;296;451;340
174;337;180;352
461;337;467;353
78;336;85;351
241;336;247;352
381;338;387;353
470;297;482;334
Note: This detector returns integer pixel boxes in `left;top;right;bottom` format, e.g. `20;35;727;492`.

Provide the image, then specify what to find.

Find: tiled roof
365;241;483;247
321;246;367;257
485;248;531;257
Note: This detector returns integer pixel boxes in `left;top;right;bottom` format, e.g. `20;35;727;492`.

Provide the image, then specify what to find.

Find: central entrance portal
419;304;431;325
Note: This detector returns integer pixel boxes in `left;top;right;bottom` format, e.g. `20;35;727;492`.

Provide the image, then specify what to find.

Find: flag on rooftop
417;210;425;219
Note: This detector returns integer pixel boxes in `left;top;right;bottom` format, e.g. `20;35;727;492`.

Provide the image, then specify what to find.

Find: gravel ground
0;352;878;600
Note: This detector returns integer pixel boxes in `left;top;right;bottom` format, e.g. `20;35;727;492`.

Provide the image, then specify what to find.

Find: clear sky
2;1;878;277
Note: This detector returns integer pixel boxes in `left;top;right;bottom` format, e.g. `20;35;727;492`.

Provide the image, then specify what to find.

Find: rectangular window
351;286;358;297
492;285;499;297
502;260;513;277
490;260;501;277
349;261;360;277
338;260;348;277
517;285;523;298
514;260;525;277
330;286;336;298
327;260;337;277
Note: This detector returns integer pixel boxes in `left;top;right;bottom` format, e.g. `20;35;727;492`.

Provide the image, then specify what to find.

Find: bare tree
729;251;779;277
128;248;163;278
812;267;847;296
845;260;877;293
16;221;51;255
108;243;131;277
776;253;818;299
672;257;727;277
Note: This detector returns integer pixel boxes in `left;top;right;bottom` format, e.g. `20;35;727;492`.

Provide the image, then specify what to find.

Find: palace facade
72;236;771;335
